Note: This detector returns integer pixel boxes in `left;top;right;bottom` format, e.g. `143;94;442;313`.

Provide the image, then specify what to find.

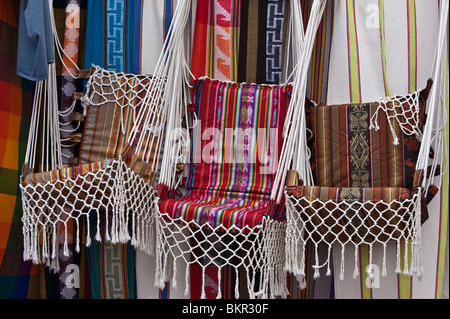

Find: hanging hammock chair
150;0;327;299
20;64;166;270
280;0;448;284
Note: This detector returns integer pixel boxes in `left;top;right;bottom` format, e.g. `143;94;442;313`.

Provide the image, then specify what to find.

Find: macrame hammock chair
19;2;167;271
280;0;448;286
151;0;327;299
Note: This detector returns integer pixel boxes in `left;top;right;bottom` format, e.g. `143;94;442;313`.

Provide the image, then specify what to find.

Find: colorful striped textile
43;1;90;298
303;0;334;105
0;0;40;298
159;77;290;229
189;0;242;299
325;0;448;299
86;211;136;299
191;0;241;81
160;190;270;230
130;0;175;300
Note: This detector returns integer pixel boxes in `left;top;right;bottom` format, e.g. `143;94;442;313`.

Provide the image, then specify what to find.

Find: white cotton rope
271;0;327;204
416;0;449;194
128;0;193;190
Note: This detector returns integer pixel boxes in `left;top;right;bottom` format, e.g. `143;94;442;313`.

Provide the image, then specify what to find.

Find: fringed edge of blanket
154;215;289;299
284;191;423;288
20;156;159;272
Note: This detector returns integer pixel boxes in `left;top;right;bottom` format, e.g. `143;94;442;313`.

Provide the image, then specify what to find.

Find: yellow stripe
359;245;372;299
407;0;417;93
379;0;391;96
347;0;361;103
398;240;412;299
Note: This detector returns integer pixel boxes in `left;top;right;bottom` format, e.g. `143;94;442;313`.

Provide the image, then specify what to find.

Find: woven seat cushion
79;73;158;184
160;77;291;229
160;189;270;230
285;185;416;243
305;82;432;189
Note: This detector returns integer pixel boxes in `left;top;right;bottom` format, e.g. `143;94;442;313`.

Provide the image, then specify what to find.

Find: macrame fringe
284;191;423;288
20;156;159;271
154;215;288;299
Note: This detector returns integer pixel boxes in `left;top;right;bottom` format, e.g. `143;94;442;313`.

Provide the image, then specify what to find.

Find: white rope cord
284;190;423;281
369;91;422;145
415;0;449;193
271;0;327;203
23;0;83;172
148;0;307;299
127;0;193;190
21;156;159;271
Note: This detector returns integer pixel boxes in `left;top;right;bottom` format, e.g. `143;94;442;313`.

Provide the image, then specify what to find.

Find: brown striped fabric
307;82;432;190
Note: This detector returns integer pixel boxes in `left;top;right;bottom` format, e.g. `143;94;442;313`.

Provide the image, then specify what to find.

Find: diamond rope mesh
20;157;159;271
370;91;423;145
284;190;423;286
155;215;288;299
81;66;157;133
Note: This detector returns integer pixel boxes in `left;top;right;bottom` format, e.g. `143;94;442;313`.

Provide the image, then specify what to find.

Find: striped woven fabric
191;0;241;81
23;159;108;187
160;77;290;229
78;73;157;184
285;185;413;243
0;0;40;298
307;83;431;190
160;189;270;230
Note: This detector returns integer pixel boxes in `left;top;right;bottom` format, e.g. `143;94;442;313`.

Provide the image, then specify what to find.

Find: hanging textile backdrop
326;0;448;299
0;0;38;298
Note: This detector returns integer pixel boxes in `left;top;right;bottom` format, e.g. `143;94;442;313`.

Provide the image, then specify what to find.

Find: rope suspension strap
415;0;449;194
128;0;194;195
271;0;327;205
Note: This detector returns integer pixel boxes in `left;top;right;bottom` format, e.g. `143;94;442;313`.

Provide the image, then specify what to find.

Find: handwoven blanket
0;0;39;298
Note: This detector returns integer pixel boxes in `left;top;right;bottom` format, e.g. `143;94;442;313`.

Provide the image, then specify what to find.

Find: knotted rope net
20;66;164;271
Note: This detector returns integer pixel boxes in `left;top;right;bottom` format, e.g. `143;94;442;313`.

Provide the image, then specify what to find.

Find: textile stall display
281;0;448;288
1;0;448;300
